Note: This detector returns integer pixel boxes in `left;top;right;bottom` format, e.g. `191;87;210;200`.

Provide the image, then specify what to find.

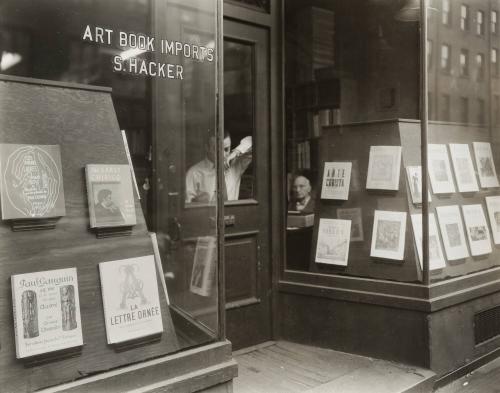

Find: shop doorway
223;19;272;350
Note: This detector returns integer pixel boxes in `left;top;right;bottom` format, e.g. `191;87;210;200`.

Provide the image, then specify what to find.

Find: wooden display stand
0;76;180;392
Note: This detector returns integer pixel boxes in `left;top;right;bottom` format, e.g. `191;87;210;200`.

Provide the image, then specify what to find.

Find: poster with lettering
0;144;66;220
320;162;352;200
99;255;163;344
315;218;351;266
11;268;83;359
86;164;137;228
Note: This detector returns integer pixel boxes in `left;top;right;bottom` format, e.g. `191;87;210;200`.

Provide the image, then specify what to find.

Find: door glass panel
223;39;255;201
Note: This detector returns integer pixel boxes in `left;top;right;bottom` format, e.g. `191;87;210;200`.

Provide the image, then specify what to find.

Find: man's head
292;175;311;202
205;130;231;163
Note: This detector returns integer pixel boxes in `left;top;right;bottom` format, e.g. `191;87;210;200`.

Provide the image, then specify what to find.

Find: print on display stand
0;144;66;231
410;213;446;271
370;210;407;261
428;144;455;194
315;218;351;266
462;204;492;257
366;145;402;191
435;205;469;261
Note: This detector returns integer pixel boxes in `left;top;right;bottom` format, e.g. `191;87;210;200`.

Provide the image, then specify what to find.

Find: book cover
406;166;431;205
86;164;137;228
436;205;469;260
366;146;402;191
485;196;500;245
320;162;352;200
190;236;217;297
449;144;479;193
428;144;455;194
337;207;364;242
99;255;163;345
11;267;82;359
473;142;499;188
315;218;351;266
410;213;446;270
0;144;66;220
370;210;407;260
462;204;492;256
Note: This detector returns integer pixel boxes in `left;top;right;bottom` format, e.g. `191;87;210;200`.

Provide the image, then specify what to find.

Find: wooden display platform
0;76;179;392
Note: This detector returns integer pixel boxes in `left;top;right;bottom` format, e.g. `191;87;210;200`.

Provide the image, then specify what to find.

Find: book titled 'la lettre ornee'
11;268;83;359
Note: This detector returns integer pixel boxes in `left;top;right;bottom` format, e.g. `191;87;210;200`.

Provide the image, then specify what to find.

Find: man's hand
191;192;211;203
225;149;241;169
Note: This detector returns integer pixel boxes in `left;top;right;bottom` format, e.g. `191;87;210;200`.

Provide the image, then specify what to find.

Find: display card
321;162;352;200
11;268;83;359
449;144;479;193
190;236;217;297
337;207;364;242
462;204;492;256
315;218;351;266
0;144;66;220
366;146;402;191
473;142;500;188
370;210;407;260
428;144;455;194
410;213;446;270
436;205;469;260
485;196;500;245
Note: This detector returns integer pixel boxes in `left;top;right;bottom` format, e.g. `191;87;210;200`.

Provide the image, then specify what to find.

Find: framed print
410;213;446;270
315;218;351;266
370;210;407;260
366;146;402;191
449;144;479;193
473;142;499;188
462;204;492;256
436;205;469;260
337;207;364;242
428;144;455;194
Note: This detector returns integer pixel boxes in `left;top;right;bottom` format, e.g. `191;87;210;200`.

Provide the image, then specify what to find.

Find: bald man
288;175;315;214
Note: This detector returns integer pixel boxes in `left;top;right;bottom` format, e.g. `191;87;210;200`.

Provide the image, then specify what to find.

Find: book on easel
190;236;217;297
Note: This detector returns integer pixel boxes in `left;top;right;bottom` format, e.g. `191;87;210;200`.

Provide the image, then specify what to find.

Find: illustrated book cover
11;267;83;359
86;164;137;228
436;205;469;261
410;213;446;270
405;166;431;205
99;255;163;345
370;210;407;260
320;162;352;200
315;218;351;266
462;204;492;256
473;142;499;188
0;144;66;220
366;146;402;191
449;144;479;193
337;207;364;242
190;236;217;297
486;196;500;245
428;144;455;194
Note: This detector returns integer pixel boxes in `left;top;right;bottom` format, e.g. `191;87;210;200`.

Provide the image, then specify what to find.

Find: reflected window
441;44;451;72
460;97;469;123
460;49;469;76
492;48;499;77
492;10;498;34
461;5;469;31
476;53;485;80
442;0;451;26
477;10;485;36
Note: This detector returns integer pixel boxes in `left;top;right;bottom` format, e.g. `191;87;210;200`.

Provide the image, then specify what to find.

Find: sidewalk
232;341;435;393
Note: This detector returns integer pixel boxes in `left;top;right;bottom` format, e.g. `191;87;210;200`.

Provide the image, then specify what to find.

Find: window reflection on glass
442;0;451;26
223;39;254;201
461;5;470;31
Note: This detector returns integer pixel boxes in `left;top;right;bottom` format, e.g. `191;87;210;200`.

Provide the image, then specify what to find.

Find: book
366;146;402;191
0;144;66;220
462;204;492;256
99;255;163;344
370;210;407;260
287;212;315;228
315;218;351;266
436;205;469;260
410;213;446;270
428;144;455;194
190;236;217;297
320;162;352;200
473;142;499;188
449;144;479;193
485;196;500;245
11;267;83;358
337;207;364;242
406;166;431;205
85;164;137;228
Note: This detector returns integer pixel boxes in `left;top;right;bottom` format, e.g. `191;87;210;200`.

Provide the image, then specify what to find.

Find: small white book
315;218;351;266
366;146;402;191
337;207;364;242
406;166;431;204
485;196;500;245
436;205;469;260
321;162;352;200
473;142;499;188
462;204;492;256
11;268;83;358
99;255;163;344
428;144;455;194
190;236;217;297
449;144;479;193
370;210;407;260
410;213;446;270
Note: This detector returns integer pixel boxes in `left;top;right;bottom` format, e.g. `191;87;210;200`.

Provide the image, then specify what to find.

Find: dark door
224;19;272;350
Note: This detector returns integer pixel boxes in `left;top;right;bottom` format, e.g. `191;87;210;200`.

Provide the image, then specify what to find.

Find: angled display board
0;76;178;392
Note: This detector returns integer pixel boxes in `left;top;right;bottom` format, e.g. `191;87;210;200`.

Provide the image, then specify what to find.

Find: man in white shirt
185;131;252;203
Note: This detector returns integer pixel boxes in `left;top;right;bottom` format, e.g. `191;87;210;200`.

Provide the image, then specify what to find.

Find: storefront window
284;1;422;283
0;2;219;387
